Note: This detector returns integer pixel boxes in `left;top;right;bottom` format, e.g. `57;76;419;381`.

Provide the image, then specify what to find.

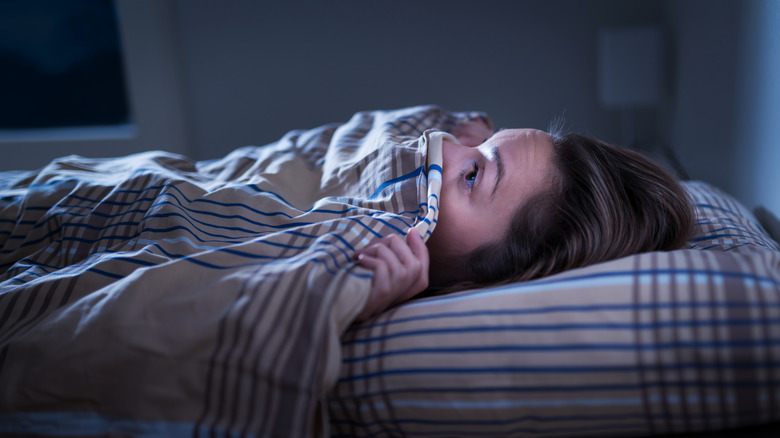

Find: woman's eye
465;162;479;188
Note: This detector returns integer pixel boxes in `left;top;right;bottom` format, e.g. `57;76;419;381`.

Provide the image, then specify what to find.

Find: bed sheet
0;106;479;437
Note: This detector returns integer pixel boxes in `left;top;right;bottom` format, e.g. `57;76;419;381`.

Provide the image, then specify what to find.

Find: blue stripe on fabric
427;164;442;175
5;246;371;283
1;223;358;274
317;231;359;257
333;394;739;418
399;267;780;309
331;425;645;438
12;204;372;254
331;380;769;403
695;219;742;227
367;216;408;235
6;254;372;284
10;197;300;242
347;300;780;333
1;205;381;262
696;225;766;238
695;203;742;216
341;411;645;428
338;361;780;383
724;243;761;252
3;231;371;282
3;180;396;273
243;182;312;210
20;181;372;225
0;411;253;438
204;187;369;216
346;396;646;411
367;166;424;200
378;213;415;231
329;409;769;438
343;337;780;363
689;233;770;247
25;178;81;191
0;209;272;249
346;217;383;239
85;267;126;279
2;224;281;259
124;240;348;275
386;120;424;136
5;265;53;282
46;193;158;209
330;407;761;428
13;190;416;243
343;318;780;346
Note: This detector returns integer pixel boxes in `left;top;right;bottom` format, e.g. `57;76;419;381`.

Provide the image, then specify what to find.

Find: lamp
598;26;663;146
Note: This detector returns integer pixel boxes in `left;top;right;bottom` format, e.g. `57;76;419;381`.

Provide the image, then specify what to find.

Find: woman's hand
354;228;429;321
452;118;494;147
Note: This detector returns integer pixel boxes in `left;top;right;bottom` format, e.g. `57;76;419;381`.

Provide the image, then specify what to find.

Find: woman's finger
355;253;391;320
355;234;398;258
406;228;428;265
361;242;404;288
383;234;418;269
354;231;432;321
405;228;430;292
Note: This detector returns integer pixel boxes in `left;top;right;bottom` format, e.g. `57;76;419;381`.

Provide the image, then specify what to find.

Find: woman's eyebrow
490;146;504;200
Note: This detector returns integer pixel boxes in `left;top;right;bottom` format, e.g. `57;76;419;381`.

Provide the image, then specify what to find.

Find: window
0;0;130;130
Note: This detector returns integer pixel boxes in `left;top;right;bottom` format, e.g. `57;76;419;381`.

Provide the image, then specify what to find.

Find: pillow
329;181;780;437
685;180;780;253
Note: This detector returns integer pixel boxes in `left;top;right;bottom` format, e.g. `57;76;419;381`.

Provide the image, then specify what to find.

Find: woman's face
426;129;555;266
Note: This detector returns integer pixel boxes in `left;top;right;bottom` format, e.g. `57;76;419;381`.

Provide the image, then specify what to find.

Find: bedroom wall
169;0;780;220
665;0;780;221
171;0;666;161
733;0;780;220
3;0;778;225
664;0;743;195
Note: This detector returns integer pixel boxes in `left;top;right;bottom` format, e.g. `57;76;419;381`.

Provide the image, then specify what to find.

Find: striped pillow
329;181;780;437
685;181;780;253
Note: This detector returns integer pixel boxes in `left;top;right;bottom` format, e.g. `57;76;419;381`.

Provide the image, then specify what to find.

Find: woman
355;118;694;320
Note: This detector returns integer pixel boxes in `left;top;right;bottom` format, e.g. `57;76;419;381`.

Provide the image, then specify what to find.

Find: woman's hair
433;132;695;291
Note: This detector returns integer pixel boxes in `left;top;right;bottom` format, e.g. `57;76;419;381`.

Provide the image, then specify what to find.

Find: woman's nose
441;140;464;163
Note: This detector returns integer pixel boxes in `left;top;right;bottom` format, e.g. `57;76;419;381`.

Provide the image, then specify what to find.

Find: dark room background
0;0;778;220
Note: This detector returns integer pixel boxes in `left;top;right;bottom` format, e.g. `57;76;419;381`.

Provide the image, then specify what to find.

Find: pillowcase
329;181;780;438
685;180;780;253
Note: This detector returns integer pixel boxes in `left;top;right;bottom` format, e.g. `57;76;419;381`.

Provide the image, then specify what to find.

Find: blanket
0;106;473;437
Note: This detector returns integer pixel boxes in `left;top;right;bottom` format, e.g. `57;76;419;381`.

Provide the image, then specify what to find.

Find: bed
1;106;778;438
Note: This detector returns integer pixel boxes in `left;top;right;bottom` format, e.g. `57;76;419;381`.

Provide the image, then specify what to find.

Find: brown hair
430;132;694;291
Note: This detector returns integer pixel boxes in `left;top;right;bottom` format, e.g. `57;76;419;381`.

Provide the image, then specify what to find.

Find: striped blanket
0;106;474;437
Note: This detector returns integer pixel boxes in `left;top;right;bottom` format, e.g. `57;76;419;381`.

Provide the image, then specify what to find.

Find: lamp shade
598;27;663;108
